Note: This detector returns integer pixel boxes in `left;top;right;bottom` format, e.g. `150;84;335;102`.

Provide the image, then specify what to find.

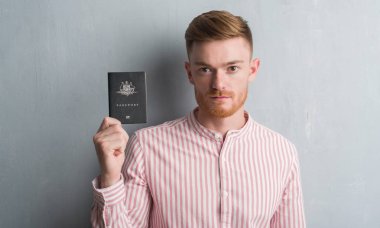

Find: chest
143;137;289;226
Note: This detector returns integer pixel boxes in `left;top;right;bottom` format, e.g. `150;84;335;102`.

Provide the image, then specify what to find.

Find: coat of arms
117;81;137;96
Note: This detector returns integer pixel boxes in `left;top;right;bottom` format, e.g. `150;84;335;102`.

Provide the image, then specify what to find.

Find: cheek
232;80;249;95
192;79;210;92
194;85;207;95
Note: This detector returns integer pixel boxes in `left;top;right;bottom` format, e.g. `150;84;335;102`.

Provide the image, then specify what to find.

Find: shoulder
128;116;189;154
251;120;298;158
134;115;188;138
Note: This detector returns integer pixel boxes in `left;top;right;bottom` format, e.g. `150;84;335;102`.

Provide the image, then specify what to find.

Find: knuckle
114;125;124;133
118;134;127;145
99;141;108;151
110;124;118;131
93;133;100;143
122;137;127;144
117;133;124;140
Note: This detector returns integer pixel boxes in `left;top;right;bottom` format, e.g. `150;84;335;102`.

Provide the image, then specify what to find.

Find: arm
270;148;306;228
91;121;152;227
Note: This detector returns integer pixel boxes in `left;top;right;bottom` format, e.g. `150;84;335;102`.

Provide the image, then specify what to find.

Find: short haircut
185;10;253;57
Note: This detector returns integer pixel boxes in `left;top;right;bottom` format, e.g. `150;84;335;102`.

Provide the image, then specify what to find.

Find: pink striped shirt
91;109;306;227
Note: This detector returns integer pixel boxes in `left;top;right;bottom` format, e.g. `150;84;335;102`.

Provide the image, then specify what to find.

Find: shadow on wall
140;39;193;128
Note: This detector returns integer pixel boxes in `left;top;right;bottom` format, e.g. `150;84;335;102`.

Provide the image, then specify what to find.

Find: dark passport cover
108;72;147;124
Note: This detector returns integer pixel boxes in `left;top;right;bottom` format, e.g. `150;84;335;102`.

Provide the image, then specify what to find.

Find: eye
228;66;239;72
199;67;212;73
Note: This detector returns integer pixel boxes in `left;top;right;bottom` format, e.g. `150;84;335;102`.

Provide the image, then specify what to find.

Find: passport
108;72;147;124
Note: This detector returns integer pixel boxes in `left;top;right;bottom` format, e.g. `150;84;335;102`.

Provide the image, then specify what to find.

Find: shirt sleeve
270;145;306;228
90;133;152;228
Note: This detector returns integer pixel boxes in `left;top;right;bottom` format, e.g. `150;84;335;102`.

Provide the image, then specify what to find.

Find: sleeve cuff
92;174;125;207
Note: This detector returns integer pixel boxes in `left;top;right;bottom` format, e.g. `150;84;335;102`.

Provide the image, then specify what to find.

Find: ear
248;58;260;82
185;61;194;85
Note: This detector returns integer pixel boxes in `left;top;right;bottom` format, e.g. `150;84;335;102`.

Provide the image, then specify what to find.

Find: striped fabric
91;109;306;227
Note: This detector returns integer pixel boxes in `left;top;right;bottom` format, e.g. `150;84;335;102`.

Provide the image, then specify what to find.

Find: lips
209;96;231;103
208;90;233;96
211;96;229;99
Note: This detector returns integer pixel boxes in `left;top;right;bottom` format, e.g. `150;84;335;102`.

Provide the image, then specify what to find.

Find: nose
211;70;225;90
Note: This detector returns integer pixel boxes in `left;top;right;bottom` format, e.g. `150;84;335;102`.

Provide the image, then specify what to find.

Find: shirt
91;109;306;228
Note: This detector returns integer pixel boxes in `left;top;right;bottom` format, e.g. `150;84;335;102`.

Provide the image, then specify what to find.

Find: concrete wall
1;0;379;227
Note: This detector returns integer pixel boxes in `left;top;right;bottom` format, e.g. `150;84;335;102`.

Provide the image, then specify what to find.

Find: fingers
97;117;122;132
94;126;128;145
99;137;127;156
93;117;129;156
94;125;129;143
95;124;127;139
94;132;127;155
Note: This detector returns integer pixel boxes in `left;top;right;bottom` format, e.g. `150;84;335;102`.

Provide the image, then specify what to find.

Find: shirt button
222;191;229;198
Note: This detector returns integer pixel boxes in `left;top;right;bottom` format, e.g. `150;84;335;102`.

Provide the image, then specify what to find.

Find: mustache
206;89;234;97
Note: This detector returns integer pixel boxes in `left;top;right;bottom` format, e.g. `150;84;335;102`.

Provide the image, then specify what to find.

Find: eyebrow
194;60;245;66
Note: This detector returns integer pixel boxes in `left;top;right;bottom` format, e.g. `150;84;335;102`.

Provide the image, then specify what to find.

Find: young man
91;10;306;228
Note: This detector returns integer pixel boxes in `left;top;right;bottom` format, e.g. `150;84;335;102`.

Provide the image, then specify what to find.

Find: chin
206;106;239;118
195;92;246;118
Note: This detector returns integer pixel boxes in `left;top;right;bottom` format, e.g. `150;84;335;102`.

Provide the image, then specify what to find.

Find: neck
195;107;247;137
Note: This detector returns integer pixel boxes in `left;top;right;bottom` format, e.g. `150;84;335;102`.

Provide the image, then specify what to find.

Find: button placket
214;133;222;142
219;145;229;224
218;137;233;225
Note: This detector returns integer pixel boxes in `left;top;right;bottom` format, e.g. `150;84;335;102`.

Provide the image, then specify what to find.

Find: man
91;10;306;228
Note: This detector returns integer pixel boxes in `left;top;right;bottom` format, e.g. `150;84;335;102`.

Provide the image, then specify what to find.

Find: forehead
189;37;252;64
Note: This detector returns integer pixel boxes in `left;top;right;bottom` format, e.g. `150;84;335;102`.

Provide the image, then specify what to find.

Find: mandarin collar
188;107;253;141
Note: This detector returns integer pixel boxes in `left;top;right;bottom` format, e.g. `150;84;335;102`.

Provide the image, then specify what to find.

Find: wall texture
1;0;379;227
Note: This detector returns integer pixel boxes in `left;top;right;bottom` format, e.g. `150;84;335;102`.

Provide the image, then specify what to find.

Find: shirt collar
187;107;253;141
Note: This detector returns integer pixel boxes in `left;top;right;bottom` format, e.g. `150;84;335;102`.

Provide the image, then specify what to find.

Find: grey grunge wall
1;0;379;227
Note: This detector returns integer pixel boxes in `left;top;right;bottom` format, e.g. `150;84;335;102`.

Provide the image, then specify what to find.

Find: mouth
207;90;233;101
211;96;229;99
210;96;231;102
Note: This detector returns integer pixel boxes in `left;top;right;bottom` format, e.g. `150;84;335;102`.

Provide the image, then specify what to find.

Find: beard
195;88;248;118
